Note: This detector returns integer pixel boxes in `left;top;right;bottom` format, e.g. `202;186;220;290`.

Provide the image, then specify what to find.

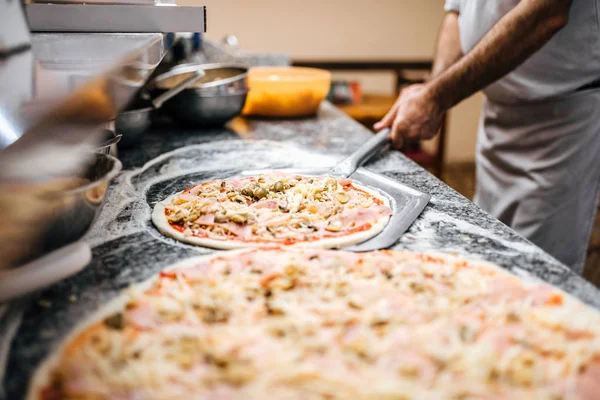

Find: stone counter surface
2;104;599;399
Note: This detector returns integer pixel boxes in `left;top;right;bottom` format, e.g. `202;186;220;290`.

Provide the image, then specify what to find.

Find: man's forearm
431;11;463;79
427;0;572;110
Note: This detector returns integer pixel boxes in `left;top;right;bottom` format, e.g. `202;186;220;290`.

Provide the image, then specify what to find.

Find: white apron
446;0;600;272
474;89;600;273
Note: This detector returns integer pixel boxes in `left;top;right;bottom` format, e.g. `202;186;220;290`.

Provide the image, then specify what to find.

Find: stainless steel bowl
115;106;153;147
160;89;248;127
40;153;122;249
153;63;248;95
0;153;122;269
114;66;207;146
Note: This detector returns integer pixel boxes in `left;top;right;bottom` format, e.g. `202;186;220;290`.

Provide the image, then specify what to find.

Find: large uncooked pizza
31;249;600;400
152;172;392;249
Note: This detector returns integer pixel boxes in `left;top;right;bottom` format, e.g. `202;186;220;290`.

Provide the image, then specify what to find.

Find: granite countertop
2;103;599;399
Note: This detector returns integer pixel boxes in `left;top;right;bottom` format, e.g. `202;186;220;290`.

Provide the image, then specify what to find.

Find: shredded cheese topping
162;172;391;243
41;250;600;400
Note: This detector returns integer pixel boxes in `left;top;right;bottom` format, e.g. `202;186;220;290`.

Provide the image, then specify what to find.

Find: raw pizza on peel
31;249;600;400
152;172;392;249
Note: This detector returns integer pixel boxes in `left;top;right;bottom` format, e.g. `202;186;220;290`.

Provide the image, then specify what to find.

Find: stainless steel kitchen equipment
0;152;122;301
154;63;248;94
0;152;122;299
25;3;206;33
96;130;123;154
114;66;206;146
241;129;431;251
150;63;249;126
114;105;154;147
0;242;92;303
0;0;31;53
0;0;194;298
162;90;248;126
0;34;164;177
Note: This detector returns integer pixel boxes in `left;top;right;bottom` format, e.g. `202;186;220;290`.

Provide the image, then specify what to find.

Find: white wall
183;0;482;162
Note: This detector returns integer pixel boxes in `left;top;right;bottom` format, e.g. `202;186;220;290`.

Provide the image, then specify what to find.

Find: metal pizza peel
241;128;431;252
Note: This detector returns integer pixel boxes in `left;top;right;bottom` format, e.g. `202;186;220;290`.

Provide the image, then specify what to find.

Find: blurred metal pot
153;63;248;94
0;152;122;270
113;65;206;147
150;63;249;126
161;89;248;127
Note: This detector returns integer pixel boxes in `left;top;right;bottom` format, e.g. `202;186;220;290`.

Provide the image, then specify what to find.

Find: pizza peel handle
328;128;391;178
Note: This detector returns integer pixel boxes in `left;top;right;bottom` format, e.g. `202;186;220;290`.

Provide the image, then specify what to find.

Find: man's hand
374;85;445;149
374;10;459;149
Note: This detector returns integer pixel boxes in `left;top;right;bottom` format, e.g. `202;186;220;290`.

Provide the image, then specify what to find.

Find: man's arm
429;0;571;110
375;0;572;147
431;11;463;79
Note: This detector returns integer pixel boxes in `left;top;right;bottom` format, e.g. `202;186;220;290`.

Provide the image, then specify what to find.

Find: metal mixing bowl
0;153;122;269
153;63;248;95
114;65;208;145
39;153;122;259
115;106;153;147
160;90;248;127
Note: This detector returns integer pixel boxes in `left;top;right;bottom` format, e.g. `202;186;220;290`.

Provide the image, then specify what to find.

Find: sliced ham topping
167;262;210;279
63;375;107;397
226;178;246;190
311;250;361;265
340;205;391;228
126;302;157;329
528;285;562;307
486;276;528;302
190;221;253;238
252;200;278;209
377;204;392;216
487;279;557;306
577;358;600;400
187;184;204;196
193;213;215;225
478;325;525;354
178;193;199;202
219;222;252;238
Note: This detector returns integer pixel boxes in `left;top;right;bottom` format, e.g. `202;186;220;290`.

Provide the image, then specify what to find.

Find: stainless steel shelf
25;3;206;33
0;32;167;157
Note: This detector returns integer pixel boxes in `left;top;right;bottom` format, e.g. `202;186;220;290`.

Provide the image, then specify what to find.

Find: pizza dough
30;249;600;400
152;172;392;249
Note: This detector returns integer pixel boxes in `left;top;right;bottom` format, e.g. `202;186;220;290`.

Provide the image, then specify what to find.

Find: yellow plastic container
242;67;331;118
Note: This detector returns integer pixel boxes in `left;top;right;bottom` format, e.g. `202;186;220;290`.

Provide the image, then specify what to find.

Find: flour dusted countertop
2;103;599;399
